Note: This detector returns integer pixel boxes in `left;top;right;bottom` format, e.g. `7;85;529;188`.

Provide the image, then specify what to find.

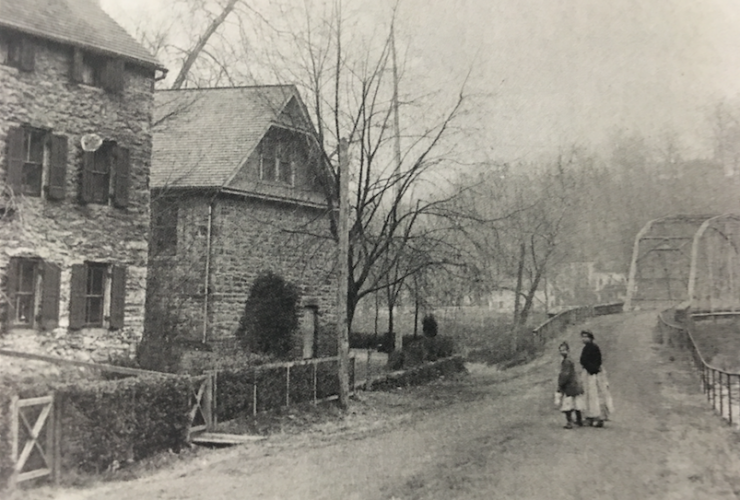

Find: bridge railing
657;308;740;427
532;302;624;344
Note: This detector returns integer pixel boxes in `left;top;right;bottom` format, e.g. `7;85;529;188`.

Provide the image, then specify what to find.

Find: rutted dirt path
30;312;740;499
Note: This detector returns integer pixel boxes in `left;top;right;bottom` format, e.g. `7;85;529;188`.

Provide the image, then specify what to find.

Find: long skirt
582;368;614;420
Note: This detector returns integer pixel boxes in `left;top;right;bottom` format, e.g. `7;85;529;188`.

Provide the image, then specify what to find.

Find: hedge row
57;375;193;473
1;356;351;486
367;356;466;391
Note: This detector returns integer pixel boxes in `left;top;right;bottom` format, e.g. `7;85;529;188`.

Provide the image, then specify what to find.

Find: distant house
0;0;163;360
549;262;626;309
147;86;337;358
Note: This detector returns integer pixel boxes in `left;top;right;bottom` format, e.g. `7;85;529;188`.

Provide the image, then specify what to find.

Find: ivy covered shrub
422;313;438;338
236;272;300;359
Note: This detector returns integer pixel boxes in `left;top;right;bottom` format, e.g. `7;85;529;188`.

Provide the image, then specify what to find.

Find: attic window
0;32;34;71
259;134;296;186
72;48;125;92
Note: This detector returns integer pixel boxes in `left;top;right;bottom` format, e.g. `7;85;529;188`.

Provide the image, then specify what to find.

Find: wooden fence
532;302;624;344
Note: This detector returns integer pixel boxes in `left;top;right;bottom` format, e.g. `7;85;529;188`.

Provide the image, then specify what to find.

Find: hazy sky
103;0;740;161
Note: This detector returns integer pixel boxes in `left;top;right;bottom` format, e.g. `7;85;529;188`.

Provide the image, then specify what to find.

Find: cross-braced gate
10;394;59;487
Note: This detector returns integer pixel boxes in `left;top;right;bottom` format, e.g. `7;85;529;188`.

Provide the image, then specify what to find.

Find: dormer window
259;130;298;187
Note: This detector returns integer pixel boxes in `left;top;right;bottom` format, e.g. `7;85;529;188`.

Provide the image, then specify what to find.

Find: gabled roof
151;85;315;189
0;0;161;69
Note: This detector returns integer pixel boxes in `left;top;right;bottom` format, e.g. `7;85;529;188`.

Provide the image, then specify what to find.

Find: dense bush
236;272;300;359
349;331;382;350
422;314;438;338
369;356;466;391
57;375;191;473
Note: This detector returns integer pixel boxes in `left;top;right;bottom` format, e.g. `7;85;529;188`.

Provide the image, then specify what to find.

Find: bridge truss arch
625;215;714;311
687;214;740;314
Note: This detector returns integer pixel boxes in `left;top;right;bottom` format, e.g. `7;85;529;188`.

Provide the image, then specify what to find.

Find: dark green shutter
40;261;61;330
81;151;95;203
71;47;84;83
6;127;24;194
109;265;126;330
19;37;35;72
68;264;86;329
113;146;130;208
48;135;67;200
5;257;19;324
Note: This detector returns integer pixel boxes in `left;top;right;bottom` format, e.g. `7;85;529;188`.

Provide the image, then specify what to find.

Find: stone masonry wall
0;34;154;361
209;195;337;342
147;192;338;358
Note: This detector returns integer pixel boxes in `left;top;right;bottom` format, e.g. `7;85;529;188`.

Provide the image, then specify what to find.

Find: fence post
53;392;62;485
10;394;19;489
706;365;710;400
720;372;724;418
212;370;218;428
286;365;291;407
729;374;733;426
252;368;258;417
313;361;318;405
712;370;717;411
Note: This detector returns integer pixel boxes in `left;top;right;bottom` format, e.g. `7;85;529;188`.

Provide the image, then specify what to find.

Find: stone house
0;0;164;361
148;86;337;359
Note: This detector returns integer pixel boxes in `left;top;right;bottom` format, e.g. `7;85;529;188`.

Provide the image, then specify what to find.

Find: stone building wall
0;33;154;361
147;192;338;358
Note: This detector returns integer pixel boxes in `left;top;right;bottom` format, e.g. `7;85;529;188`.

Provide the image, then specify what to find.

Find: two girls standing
556;330;614;429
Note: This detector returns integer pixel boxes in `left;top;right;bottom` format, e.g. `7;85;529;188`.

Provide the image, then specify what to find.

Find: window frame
12;258;40;326
84;262;108;327
259;131;299;187
19;127;49;197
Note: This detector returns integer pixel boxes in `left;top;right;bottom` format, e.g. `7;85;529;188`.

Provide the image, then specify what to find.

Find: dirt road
38;312;740;499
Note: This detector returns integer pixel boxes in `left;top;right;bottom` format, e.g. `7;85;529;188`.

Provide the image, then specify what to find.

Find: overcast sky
103;0;740;161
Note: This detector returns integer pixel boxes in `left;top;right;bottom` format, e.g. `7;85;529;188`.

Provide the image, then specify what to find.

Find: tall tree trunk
171;0;240;89
512;241;526;354
387;301;395;351
413;292;420;339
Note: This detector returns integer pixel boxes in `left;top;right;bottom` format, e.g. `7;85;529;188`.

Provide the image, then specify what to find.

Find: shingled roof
0;0;161;68
151;85;310;189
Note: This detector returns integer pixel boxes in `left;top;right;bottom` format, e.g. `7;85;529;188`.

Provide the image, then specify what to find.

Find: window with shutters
19;128;47;197
85;263;106;326
68;262;126;330
6;257;61;329
6;127;68;200
81;141;130;207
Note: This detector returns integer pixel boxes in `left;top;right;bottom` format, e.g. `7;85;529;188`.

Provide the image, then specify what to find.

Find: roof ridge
156;84;297;93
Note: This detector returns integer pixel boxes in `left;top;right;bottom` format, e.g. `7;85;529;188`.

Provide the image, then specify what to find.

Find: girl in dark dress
557;341;584;429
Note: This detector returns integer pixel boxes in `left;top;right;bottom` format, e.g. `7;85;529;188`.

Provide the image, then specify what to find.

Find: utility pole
391;21;404;356
337;137;351;409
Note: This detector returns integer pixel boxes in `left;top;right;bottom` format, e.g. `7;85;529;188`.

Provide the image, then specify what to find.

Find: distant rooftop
0;0;161;69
